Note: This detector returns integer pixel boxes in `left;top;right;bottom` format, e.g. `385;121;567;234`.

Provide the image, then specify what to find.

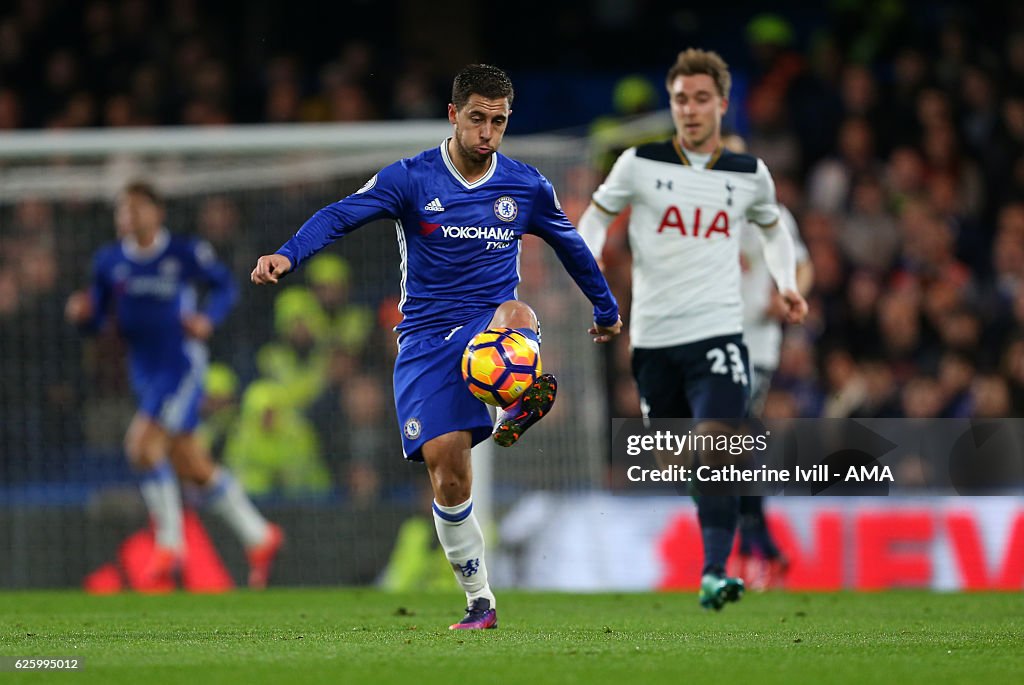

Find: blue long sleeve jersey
86;229;237;371
275;141;619;338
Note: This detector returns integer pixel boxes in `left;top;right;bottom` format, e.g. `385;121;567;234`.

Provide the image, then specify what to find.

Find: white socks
137;461;184;552
432;497;495;607
204;469;270;549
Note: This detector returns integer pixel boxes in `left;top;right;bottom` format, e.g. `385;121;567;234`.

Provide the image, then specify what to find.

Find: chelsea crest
403;417;421;440
493;196;518;222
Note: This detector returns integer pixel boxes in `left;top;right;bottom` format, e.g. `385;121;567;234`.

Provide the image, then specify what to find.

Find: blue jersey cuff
275;247;298;272
594;308;619;327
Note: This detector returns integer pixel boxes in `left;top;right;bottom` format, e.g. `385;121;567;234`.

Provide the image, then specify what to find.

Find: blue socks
697;495;739;577
739;495;781;559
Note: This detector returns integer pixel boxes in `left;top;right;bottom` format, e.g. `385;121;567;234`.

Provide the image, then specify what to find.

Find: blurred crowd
0;0;448;129
2;1;1024;499
597;10;1024;429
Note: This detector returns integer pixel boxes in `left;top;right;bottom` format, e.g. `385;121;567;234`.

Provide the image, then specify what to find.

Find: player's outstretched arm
251;254;293;285
588;316;623;343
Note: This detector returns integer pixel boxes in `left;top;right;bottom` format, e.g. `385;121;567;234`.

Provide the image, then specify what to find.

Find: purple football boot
449;598;498;630
492;374;557;447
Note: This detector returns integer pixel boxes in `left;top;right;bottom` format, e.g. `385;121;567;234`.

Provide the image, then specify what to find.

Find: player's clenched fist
251;254;292;285
64;290;94;324
779;289;809;324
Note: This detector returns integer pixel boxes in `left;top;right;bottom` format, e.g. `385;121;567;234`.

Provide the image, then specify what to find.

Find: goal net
0;122;608;589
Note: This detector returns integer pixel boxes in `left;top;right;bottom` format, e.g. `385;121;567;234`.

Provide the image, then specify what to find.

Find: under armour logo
656;179;673;191
456;558;481;577
725;180;735;206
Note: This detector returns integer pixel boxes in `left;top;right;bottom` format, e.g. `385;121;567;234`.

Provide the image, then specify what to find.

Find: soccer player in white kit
730;133;815;589
579;49;808;610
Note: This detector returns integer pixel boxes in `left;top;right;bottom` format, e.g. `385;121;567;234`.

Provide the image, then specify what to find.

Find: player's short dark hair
666;48;731;98
121;180;164;208
452;64;514;109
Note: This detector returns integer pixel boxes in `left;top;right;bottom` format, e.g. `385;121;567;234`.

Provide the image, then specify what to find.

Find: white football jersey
740;205;808;369
592;140;780;348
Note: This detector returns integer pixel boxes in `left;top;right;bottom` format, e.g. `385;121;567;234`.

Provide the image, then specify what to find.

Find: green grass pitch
0;590;1021;684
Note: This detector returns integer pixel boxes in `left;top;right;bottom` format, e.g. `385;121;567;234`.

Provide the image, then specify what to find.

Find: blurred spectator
196;195;251;274
938;350;976;417
304;254;375;355
224;379;330;496
959;65;1000;158
258;287;329;410
993;203;1024;302
1001;338;1024;413
822;348;867;418
918;121;985;217
311;372;394;504
837;175;901;272
772;332;824;417
746;87;801;178
877;288;927;377
971;374;1012;418
887;47;929;149
198;362;240;461
900;376;945;418
380;483;456;592
885;145;927;212
0;88;21;129
807;116;883;213
390;59;443;119
851;358;900;418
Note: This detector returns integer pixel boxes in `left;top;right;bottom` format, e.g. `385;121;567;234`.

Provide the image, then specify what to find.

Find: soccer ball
461;328;542;407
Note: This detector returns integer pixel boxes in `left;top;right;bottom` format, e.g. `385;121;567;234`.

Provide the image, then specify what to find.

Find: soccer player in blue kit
252;65;622;629
67;182;283;589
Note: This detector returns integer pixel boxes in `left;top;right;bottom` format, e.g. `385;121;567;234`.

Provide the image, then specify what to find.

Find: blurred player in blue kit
252;65;622;629
579;49;807;609
66;182;283;589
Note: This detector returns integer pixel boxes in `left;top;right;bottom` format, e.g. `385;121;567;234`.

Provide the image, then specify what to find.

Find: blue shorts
632;334;750;420
132;342;208;434
394;310;496;461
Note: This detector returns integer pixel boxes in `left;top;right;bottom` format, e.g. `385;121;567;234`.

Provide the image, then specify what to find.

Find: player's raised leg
489;300;557;447
423;431;497;630
124;414;184;586
170;433;283;589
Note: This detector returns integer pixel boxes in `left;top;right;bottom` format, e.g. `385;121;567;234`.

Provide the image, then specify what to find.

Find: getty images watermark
610;418;1024;495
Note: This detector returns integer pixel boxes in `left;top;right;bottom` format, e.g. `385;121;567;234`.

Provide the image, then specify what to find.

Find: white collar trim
122;228;170;263
440;138;498;189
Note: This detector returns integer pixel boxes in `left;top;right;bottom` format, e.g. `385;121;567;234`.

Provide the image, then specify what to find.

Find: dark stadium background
1;0;1023;591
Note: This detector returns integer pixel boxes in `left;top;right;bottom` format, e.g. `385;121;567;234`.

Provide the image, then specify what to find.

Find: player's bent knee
422;432;473;505
490;300;538;331
430;472;472;506
125;436;164;469
169;436;215;484
124;417;168;469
